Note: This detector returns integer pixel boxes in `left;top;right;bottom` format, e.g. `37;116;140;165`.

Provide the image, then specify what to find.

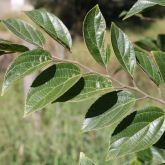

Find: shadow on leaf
53;77;85;103
112;111;136;136
85;91;120;118
31;65;56;87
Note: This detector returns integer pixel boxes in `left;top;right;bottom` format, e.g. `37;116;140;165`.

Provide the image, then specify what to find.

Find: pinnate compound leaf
25;63;81;115
136;51;162;86
153;51;165;82
25;10;72;50
107;106;165;160
124;0;165;20
1;49;52;95
0;38;29;53
2;19;45;47
56;73;113;102
79;152;95;165
82;91;135;132
111;23;136;76
83;5;110;67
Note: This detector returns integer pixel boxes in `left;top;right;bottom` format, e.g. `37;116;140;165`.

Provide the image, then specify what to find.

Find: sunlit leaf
82;91;135;132
26;9;72;50
107;106;165;160
136;51;162;86
56;73;113;102
79;152;95;165
25;63;81;115
111;23;136;76
2;19;45;47
124;0;165;20
1;49;52;95
83;5;110;67
153;51;165;82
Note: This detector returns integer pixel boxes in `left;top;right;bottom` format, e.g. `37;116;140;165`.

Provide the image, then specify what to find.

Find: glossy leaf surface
68;73;113;102
107;106;165;160
136;51;162;86
82;91;135;132
26;10;72;50
111;23;136;76
153;51;165;81
83;5;110;67
1;49;52;95
25;63;81;115
124;0;165;19
2;19;45;47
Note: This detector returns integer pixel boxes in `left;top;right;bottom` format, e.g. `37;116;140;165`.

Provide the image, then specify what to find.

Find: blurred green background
0;0;165;164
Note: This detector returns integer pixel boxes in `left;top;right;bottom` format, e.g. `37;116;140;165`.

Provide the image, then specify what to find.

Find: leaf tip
80;152;85;159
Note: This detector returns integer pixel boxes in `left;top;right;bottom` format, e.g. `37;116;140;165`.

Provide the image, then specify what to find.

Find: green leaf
154;132;165;149
2;19;45;47
107;106;165;160
130;159;142;165
25;9;72;50
1;49;52;95
111;23;136;76
153;51;165;82
79;152;95;165
83;5;110;67
25;63;81;115
56;73;113;102
82;91;135;132
136;51;162;86
135;37;159;51
124;0;165;20
0;38;29;53
158;34;165;51
137;147;165;164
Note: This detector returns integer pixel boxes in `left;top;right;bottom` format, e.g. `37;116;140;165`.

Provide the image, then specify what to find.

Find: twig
53;56;165;107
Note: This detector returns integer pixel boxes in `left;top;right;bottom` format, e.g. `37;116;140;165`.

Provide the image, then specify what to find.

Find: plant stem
53;57;165;106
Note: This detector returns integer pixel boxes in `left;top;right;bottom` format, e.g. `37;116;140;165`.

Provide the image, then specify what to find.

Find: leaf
154;132;165;149
25;63;81;115
111;23;136;76
158;34;165;51
1;49;52;95
135;37;159;51
107;106;165;160
82;91;135;132
153;51;165;82
83;5;110;67
124;0;165;20
135;51;162;86
56;73;113;102
2;19;45;47
25;9;72;50
137;147;165;164
130;159;142;165
79;152;95;165
0;38;29;53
